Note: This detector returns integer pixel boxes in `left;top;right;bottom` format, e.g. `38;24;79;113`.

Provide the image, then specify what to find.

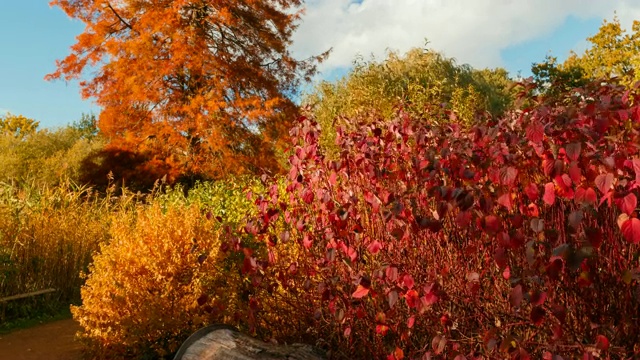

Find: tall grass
0;180;133;322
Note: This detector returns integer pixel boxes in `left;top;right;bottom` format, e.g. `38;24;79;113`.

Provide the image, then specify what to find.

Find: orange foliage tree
47;0;327;184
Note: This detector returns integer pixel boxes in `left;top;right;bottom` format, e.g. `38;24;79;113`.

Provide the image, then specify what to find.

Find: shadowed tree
47;0;328;183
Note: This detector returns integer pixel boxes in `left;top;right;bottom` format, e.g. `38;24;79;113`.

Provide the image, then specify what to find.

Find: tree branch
106;2;138;35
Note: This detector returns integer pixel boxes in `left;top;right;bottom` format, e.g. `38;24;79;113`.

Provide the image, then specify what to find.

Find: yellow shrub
73;203;232;359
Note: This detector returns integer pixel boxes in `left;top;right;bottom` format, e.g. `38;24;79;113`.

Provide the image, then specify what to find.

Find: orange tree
47;0;327;185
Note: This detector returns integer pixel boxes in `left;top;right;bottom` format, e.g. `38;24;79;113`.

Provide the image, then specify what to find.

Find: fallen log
0;288;57;302
173;324;326;360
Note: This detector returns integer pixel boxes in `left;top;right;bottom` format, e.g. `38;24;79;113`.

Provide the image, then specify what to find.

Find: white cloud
0;108;10;115
291;0;640;77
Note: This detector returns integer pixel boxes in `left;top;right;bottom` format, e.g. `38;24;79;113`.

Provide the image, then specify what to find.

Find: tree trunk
173;325;326;360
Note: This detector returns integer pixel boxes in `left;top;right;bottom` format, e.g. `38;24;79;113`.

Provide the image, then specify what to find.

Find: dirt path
0;318;83;360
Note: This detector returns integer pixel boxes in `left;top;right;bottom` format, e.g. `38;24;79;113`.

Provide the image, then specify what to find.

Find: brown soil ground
0;318;83;360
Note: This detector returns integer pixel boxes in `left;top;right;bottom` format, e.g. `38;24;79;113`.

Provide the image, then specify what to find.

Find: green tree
566;16;640;86
71;113;99;140
304;47;514;155
0;120;104;187
533;16;640;91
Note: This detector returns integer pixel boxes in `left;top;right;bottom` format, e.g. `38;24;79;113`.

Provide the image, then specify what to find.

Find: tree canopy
533;16;640;92
304;47;514;155
0;113;39;138
47;0;327;183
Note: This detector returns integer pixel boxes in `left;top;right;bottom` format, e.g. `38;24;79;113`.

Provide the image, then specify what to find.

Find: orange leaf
352;285;370;299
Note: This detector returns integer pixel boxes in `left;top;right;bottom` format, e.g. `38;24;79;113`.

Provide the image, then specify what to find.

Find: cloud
0;108;10;115
291;0;640;77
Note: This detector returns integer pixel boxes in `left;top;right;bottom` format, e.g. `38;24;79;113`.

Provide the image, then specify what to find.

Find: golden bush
73;203;233;359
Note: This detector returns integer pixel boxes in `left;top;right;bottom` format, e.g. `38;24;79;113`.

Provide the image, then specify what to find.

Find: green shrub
304;47;514;156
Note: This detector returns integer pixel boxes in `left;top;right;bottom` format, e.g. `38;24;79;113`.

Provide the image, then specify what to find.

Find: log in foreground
173;324;327;360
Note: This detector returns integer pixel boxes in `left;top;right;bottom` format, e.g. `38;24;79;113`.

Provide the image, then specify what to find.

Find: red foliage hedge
223;79;640;359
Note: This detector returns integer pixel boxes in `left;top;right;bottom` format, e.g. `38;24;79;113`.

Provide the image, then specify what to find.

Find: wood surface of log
173;324;326;360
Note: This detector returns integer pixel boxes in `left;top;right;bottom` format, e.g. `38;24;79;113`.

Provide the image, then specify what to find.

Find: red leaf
585;227;603;248
407;316;415;328
352;285;370;298
585;187;598;205
568;163;582;183
302;189;314;204
621;218;640;244
617;213;629;229
483;215;501;233
494;247;508;268
392;347;404;360
367;240;382;254
328;171;337;186
497;192;513;211
527;203;540;217
388;290;399;309
551;304;566;323
503;266;511;279
575;187;597;206
595;334;610;351
405;289;419;308
547;257;564;281
530;306;545;325
556;173;572;190
633;158;640;184
403;274;415;289
620;193;637;215
619;109;630;121
526;121;544;142
455;210;472;227
525;183;540;201
595;173;614;195
303;235;312;249
510;284;523;308
386;266;398;282
432;335;447;354
542;156;555;177
565;143;581;162
343;327;351;337
552;324;564;341
543;182;556;205
600;190;614;207
500;167;518;187
376;324;389;335
421;292;438;307
530;291;547;306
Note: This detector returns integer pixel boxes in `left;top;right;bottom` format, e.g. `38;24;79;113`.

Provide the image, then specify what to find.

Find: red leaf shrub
227;79;640;358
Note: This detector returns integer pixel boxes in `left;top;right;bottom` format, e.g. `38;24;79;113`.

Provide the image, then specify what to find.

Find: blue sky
0;3;99;128
0;1;637;129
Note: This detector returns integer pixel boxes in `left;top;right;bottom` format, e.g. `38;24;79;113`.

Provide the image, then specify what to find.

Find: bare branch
106;2;138;35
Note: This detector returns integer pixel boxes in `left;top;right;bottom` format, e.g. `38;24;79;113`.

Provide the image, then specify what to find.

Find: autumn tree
304;47;514;156
47;0;327;184
0;113;39;138
533;16;640;92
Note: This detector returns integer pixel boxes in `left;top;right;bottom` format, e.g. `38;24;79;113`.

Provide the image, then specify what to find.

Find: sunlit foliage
47;0;328;184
